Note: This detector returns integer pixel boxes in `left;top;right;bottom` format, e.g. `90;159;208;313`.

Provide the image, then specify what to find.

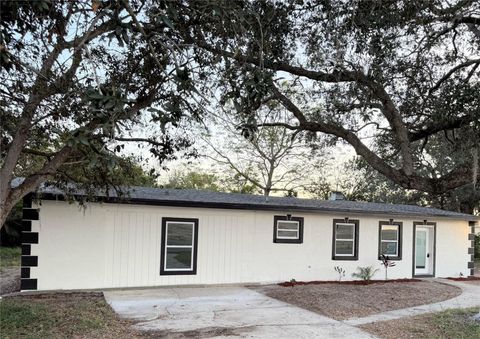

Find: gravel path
0;267;20;295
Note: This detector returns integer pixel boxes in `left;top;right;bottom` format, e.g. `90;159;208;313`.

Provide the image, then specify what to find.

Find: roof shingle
35;185;479;221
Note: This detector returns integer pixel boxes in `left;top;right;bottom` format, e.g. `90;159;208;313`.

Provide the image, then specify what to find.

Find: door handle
427;253;430;258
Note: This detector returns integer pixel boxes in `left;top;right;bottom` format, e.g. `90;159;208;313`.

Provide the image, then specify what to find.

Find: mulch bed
446;276;480;281
278;278;420;287
255;281;461;320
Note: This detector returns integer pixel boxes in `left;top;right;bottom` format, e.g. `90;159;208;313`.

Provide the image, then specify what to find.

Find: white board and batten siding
32;200;471;291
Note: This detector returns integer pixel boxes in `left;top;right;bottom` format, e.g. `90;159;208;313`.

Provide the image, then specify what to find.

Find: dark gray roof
35;185;479;221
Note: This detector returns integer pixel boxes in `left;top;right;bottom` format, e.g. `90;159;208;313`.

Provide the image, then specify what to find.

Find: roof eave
32;192;480;222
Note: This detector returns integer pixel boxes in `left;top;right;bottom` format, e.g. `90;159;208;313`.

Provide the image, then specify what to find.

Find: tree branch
197;39;414;175
6;146;74;215
114;137;166;147
409;115;477;142
270;86;418;190
121;0;165;72
429;58;480;94
22;148;55;158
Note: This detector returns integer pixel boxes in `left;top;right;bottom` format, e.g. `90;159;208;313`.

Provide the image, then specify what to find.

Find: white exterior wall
31;200;472;290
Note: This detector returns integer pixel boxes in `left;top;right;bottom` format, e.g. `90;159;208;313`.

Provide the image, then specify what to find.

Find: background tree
220;172;258;194
167;0;480;212
161;167;259;194
308;158;419;203
308;156;479;213
346;157;480;213
0;0;205;226
204;104;323;196
162;169;220;191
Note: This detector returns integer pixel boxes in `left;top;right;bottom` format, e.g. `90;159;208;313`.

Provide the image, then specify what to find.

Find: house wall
27;200;472;291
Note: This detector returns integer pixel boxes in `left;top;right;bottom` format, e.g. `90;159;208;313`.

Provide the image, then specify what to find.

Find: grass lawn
0;293;144;339
0;246;20;272
361;307;480;339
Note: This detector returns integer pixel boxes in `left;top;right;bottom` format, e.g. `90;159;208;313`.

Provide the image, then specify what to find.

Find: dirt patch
143;326;252;338
0;267;20;295
0;292;145;338
254;281;461;320
360;307;480;339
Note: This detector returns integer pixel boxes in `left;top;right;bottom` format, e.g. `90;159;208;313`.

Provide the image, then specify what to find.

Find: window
332;219;359;260
273;216;304;243
160;218;198;275
378;221;402;260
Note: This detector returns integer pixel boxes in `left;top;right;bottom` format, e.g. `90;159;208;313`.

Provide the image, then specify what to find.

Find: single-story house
20;186;478;291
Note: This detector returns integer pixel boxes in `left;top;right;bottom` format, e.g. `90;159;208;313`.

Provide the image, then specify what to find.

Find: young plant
380;254;396;280
352;266;379;282
334;266;346;281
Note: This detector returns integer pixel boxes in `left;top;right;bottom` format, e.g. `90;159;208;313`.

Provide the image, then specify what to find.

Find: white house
20;186;478;291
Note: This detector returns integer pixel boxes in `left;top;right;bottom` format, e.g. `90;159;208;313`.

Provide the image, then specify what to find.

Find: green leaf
41;1;49;10
104;100;115;109
88;93;104;100
161;15;174;30
78;135;89;146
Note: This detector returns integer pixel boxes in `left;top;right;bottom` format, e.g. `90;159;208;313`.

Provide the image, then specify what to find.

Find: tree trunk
0;198;15;230
0;146;73;227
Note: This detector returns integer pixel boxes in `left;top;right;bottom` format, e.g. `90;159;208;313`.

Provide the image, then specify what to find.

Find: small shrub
334;266;346;281
352;266;379;281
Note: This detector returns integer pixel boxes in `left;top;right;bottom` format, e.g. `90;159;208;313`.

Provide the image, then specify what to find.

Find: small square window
378;221;402;260
273;216;303;243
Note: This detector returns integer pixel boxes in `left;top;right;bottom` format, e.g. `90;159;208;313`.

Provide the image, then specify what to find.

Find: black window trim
378;220;403;260
160;217;199;275
273;215;304;244
332;218;359;260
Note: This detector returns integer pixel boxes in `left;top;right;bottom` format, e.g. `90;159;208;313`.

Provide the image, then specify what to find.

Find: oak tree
167;0;480;209
0;0;204;225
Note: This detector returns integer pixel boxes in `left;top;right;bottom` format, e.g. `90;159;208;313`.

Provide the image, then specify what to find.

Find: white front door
414;226;435;276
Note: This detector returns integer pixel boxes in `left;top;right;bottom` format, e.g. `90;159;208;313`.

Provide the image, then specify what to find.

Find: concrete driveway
104;286;376;338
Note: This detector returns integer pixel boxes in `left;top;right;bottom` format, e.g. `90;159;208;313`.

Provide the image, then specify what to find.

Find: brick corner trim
21;195;39;291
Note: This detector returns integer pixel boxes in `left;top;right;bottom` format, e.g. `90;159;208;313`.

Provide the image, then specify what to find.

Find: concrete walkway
105;286;376;338
343;279;480;326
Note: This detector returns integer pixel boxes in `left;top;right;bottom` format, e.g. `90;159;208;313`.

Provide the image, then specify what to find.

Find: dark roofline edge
31;192;480;222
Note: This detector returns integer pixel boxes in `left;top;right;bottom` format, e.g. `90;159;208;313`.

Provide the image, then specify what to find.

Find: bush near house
352;266;379;281
0;202;22;247
0;246;20;272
